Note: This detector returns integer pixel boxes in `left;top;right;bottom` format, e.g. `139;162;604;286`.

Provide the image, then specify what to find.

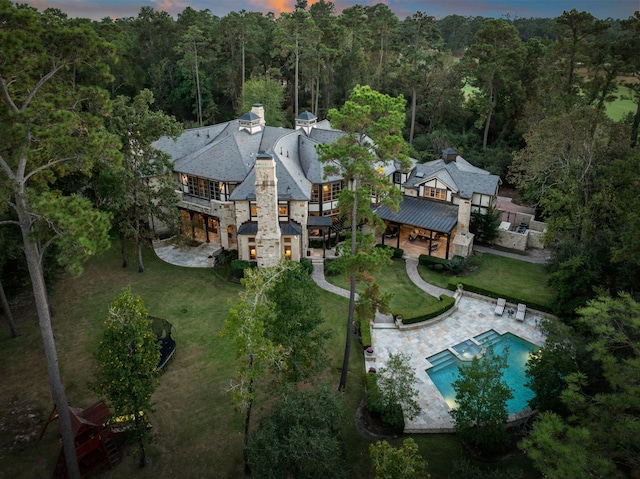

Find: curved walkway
310;256;545;433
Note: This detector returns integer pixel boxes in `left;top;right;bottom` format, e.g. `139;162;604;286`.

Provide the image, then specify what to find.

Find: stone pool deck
368;295;546;433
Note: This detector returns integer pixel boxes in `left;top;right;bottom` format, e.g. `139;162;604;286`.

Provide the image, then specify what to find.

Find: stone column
255;154;281;268
457;196;471;235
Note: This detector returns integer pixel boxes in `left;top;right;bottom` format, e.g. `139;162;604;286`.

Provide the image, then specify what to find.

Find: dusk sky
23;0;640;21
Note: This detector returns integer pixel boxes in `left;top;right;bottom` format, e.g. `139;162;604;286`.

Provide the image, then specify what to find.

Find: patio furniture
516;303;526;321
494;298;506;316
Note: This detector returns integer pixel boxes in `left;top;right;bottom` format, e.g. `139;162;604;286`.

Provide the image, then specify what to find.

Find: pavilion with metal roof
374;196;459;259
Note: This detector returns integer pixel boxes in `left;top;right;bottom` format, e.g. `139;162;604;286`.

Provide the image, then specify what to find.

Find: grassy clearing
0;243;540;478
606;85;637;122
418;252;553;308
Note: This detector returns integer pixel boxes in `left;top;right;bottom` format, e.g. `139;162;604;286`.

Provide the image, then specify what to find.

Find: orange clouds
248;0;321;14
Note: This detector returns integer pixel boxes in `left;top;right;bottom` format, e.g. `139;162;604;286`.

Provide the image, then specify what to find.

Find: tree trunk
135;214;145;273
409;86;417;145
243;354;254;476
194;40;203;127
137;239;145;274
16;197;81;479
294;34;300;118
631;96;640;148
120;236;128;268
483;82;495;151
338;180;359;392
135;413;147;468
241;35;246;96
0;279;20;338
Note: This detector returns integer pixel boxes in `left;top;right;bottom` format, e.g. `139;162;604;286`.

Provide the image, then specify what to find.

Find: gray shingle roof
404;157;499;198
297;111;317;121
237;221;302;235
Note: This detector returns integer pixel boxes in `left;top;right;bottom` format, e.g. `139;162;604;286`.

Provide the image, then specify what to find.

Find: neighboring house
153;105;501;266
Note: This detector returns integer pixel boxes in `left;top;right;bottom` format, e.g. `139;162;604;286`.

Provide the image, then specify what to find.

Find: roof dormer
239;111;263;135
295;111;317;135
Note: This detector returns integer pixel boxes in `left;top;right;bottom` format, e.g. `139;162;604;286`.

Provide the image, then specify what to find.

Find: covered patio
375;197;459;259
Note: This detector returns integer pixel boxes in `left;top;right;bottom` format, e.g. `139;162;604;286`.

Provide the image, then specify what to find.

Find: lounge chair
494;298;506;316
516;303;526;321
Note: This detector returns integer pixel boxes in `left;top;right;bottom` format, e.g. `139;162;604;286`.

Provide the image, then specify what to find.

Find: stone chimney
254;154;281;268
457;195;471;235
442;147;458;164
251;103;266;126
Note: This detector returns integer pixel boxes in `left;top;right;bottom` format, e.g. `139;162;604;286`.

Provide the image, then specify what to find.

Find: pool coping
367;293;548;433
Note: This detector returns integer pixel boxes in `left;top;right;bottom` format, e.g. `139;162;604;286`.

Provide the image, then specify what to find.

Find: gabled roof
405;156;499;198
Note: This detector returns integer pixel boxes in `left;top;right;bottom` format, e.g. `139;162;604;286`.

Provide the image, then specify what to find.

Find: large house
153;105;501;267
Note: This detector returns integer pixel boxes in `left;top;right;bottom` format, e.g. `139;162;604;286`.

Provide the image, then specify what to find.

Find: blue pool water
426;330;539;415
451;338;483;360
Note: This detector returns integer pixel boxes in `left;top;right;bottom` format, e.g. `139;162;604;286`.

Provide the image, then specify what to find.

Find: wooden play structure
41;401;121;478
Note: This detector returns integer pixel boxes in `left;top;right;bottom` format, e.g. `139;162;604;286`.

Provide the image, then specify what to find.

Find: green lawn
418;252;553;309
605;85;637;122
0;243;540;478
325;258;441;311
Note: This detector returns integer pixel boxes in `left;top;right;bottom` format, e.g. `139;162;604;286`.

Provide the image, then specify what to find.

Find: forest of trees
4;0;637;319
2;0;640;477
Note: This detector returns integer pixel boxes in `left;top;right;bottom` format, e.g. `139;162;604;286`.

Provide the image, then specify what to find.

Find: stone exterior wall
212;201;236;249
289;200;307;261
494;230;528;251
255;155;281;268
527;230;546;249
452;232;474;257
492;212;547;251
457;198;471;235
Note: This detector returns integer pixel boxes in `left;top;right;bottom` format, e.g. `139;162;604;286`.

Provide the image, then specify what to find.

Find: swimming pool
426;330;539;415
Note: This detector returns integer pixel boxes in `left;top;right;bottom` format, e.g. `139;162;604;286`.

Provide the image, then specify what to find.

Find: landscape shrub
394;294;455;325
359;319;372;348
299;257;313;276
449;278;553;313
214;248;238;268
446;255;466;274
418;254;450;269
375;243;404;259
324;259;342;277
230;259;253;280
365;373;405;434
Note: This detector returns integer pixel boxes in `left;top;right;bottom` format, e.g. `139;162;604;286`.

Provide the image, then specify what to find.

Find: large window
279;202;289;221
322;182;341;202
181;174;236;201
425;187;447;201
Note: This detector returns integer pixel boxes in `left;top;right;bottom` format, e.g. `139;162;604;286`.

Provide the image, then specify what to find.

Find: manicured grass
418;252;553;309
606;85;637;122
325;258;441;312
0;243;540;478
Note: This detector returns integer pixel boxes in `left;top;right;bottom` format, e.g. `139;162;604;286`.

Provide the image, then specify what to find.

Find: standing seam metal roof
374;196;459;234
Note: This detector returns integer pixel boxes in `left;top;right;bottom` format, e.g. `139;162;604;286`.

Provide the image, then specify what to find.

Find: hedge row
374;243;404;259
447;278;553;314
418;254;450;268
393;294;456;325
359;318;372;349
